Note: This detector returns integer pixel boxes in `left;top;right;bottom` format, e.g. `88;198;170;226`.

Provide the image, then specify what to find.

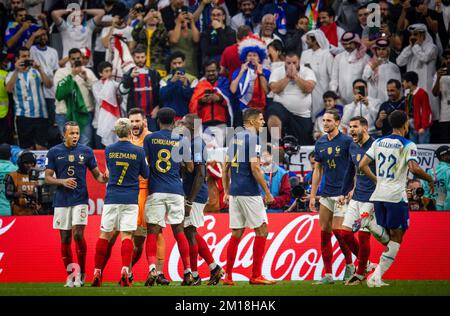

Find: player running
143;108;195;286
338;116;383;285
179;114;224;286
359;110;434;287
91;118;149;287
309;109;355;284
222;108;276;286
45;121;107;288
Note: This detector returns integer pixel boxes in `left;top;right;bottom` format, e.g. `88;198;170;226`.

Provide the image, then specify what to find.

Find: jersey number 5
156;149;172;173
116;161;129;185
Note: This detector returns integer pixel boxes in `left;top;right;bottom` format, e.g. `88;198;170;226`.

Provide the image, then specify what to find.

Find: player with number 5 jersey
359;110;434;288
45;121;108;288
143;108;195;286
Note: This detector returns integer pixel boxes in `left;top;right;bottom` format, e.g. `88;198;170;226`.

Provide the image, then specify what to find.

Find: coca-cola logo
168;215;349;281
0;218;16;275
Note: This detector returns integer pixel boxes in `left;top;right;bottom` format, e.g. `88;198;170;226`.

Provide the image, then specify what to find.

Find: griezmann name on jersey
104;141;148;205
45;143;97;207
314;132;353;197
144;129;190;196
366;134;419;203
227;130;261;196
183;137;208;204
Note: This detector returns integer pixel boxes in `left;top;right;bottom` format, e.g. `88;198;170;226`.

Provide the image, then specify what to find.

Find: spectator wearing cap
168;5;200;77
219;25;251;83
402;71;432;144
432;49;450;143
132;9;169;77
5;46;52;150
423;145;450;211
375;79;406;136
51;6;105;67
0;143;17;216
230;34;270;126
102;2;135;81
330;32;370;105
397;24;439;123
200;6;236;66
301;29;333;120
230;0;260;34
363;38;401;102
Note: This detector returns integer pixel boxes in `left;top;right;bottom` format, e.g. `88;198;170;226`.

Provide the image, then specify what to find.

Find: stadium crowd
0;0;450;216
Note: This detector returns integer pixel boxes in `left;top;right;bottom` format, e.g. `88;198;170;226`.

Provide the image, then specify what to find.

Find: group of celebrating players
44;104;434;288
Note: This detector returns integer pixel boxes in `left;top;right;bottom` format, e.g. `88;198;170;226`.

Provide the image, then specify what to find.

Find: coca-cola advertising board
1;213;450;282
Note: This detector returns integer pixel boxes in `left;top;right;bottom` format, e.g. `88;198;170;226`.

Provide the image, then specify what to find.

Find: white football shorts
319;196;347;217
229;195;268;229
100;204;139;233
53;204;88;230
184;202;206;228
145;193;184;227
343;200;374;232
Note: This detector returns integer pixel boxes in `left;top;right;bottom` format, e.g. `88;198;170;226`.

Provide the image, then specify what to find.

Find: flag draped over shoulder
55;75;89;131
111;35;135;82
96;80;120;146
237;67;266;111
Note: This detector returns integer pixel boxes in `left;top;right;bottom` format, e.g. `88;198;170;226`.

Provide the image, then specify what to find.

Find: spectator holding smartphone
5;46;52;149
375;79;406;136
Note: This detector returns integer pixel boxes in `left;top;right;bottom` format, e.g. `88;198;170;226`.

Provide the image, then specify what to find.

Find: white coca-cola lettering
0;218;16;275
167;215;348;281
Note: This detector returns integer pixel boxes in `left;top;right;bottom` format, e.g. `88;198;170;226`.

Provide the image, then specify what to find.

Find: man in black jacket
119;45;161;131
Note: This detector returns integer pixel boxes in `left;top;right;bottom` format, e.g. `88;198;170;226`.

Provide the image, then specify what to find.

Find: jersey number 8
156;149;172;173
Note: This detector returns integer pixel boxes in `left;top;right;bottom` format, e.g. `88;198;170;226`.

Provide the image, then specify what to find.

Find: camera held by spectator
407;179;436;211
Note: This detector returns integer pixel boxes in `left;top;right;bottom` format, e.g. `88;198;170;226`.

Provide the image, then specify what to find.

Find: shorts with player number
184;202;206;228
319;197;347;217
343;200;375;232
374;201;409;231
229;195;268;229
53;204;89;230
145;193;184;227
100;204;139;232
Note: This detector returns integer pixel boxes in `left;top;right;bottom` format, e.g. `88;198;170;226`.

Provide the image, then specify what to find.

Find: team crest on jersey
79;154;85;163
335;146;341;156
68;155;75;162
327;147;333;155
356;154;361;161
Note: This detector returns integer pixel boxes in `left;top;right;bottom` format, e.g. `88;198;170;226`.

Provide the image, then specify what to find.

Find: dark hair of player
97;61;112;74
349;116;368;126
322;90;339;100
324;109;340;121
157;108;176;125
63;121;79;134
68;48;82;58
387;79;402;90
403;71;419;86
388;110;408;129
353;78;367;88
243;108;262;122
127;107;145;118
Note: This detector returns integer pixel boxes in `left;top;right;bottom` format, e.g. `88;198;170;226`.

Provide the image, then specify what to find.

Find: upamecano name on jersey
108;152;138;160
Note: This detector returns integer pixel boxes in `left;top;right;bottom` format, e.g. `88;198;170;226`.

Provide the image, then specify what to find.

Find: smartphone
357;86;366;96
22;59;34;67
177;68;186;76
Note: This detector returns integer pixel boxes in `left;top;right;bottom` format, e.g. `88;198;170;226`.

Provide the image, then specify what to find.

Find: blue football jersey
314;132;352;197
105;141;149;205
228;130;261;196
144;129;190;196
341;137;376;202
45;143;97;207
183;137;208;204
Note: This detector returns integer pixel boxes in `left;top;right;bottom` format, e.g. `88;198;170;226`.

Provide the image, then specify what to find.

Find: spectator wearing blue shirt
160;51;198;119
4;7;41;54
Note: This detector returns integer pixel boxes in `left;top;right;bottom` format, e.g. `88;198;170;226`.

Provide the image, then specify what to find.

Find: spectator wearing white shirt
230;0;260;35
432;49;450;143
268;51;316;146
341;79;381;137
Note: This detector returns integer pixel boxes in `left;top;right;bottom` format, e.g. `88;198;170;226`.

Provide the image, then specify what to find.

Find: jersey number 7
116;161;129;185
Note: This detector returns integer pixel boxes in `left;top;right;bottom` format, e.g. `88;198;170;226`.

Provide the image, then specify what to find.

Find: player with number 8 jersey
143;108;194;286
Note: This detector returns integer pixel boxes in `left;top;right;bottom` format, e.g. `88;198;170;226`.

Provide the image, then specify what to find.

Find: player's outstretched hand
337;195;346;206
223;193;229;205
62;178;77;189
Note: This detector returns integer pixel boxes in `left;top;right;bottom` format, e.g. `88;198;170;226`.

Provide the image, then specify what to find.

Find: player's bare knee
389;229;404;244
254;223;268;237
59;230;72;244
100;231;113;241
72;227;85;241
231;228;245;239
121;231;133;240
171;223;184;235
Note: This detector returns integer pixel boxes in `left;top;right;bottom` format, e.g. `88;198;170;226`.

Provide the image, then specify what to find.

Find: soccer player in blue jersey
45;121;108;288
179;114;224;286
143;108;195;286
222;108;276;286
338;116;385;285
91;118;149;287
360;110;434;287
309;109;356;284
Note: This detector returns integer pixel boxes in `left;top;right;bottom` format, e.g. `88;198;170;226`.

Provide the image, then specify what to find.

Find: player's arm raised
45;169;77;189
309;162;323;212
408;160;435;193
250;158;274;205
359;155;377;184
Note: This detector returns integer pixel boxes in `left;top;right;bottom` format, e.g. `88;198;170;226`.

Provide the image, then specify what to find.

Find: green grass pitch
1;281;450;296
